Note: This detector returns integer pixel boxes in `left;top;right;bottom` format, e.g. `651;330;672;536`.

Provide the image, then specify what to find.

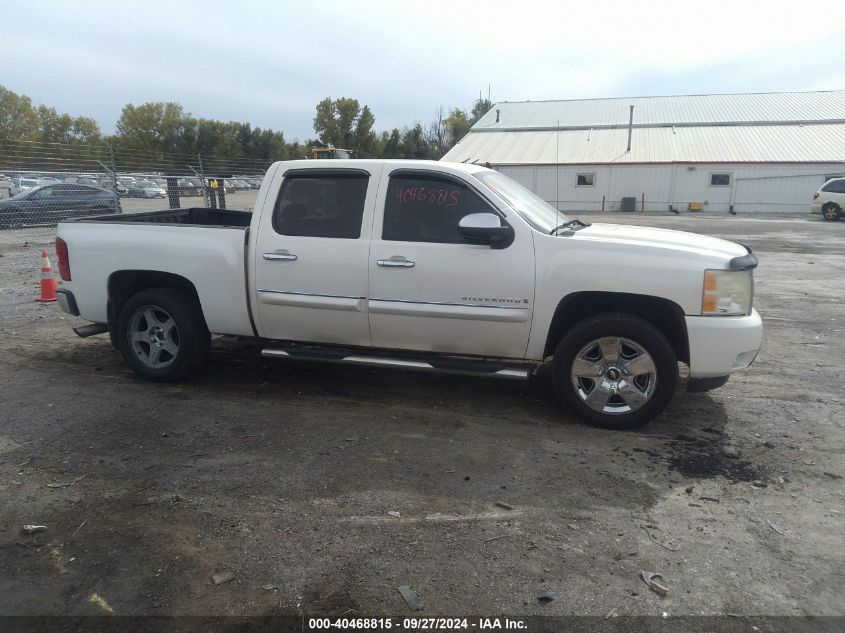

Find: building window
576;173;595;187
710;173;732;187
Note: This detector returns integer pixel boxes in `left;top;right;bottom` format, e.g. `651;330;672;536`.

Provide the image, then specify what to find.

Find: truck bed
66;207;252;228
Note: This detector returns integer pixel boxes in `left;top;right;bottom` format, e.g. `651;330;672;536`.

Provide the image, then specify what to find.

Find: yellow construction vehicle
310;147;353;160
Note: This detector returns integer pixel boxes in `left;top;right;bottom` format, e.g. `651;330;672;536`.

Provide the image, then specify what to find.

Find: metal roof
441;91;845;165
471;90;845;130
441;124;845;165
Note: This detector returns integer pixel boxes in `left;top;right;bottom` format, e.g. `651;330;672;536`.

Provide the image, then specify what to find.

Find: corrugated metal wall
498;163;845;213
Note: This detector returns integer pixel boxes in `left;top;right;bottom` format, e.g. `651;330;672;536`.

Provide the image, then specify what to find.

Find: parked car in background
812;177;845;221
177;178;203;197
124;180;167;198
0;183;120;229
11;177;41;196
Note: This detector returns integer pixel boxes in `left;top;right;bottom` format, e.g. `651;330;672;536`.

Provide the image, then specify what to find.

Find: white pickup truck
55;160;762;429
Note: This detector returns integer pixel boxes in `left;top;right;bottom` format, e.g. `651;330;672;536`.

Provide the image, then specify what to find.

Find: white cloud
1;0;842;140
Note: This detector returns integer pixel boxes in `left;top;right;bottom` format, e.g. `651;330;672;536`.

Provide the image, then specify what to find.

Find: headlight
701;270;753;316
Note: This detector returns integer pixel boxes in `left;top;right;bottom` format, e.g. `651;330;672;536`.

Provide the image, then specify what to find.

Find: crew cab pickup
55;160;763;429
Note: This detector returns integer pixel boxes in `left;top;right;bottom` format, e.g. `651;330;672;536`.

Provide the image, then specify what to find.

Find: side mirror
458;212;513;248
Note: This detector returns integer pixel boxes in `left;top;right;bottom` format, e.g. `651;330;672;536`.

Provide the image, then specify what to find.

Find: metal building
441;90;845;214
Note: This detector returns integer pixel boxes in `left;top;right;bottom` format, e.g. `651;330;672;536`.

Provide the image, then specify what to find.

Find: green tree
35;106;101;144
399;124;433;159
445;107;471;147
115;102;191;154
469;97;493;125
313;97;376;152
354;105;377;157
0;85;40;139
382;129;402;158
68;116;101;143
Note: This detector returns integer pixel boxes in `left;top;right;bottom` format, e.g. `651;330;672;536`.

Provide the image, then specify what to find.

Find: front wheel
552;312;678;430
116;288;210;381
822;203;841;221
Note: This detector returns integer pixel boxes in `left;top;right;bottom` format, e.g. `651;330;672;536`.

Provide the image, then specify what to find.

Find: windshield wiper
550;218;591;235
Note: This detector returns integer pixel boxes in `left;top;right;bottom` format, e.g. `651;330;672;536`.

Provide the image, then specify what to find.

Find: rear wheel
822;203;841;221
116;288;210;381
552;312;678;429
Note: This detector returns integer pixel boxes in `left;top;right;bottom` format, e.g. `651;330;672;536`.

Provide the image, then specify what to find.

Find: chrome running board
261;348;532;380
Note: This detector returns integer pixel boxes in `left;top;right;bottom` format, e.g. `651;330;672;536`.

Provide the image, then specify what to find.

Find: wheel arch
543;291;689;364
107;270;208;345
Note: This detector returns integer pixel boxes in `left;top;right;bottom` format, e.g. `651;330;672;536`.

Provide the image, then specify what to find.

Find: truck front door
368;169;535;359
253;167;381;347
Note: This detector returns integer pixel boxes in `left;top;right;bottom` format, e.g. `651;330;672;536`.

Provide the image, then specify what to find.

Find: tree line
0;85;491;164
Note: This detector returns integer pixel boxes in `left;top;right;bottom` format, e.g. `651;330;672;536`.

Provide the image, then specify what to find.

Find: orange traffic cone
35;250;58;302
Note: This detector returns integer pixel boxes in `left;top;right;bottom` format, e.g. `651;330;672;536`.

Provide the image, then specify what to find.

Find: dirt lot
0;211;843;623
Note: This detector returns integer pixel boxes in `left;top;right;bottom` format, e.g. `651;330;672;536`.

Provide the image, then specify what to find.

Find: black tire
822;203;841;221
551;312;678;430
116;287;210;382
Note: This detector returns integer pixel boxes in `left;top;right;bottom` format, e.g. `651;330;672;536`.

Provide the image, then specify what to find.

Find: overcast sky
2;0;843;141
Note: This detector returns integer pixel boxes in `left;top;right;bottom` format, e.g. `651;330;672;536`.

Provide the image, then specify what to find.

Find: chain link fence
0;139;273;229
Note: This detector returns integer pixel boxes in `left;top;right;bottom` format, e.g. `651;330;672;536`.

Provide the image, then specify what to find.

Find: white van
812;177;845;221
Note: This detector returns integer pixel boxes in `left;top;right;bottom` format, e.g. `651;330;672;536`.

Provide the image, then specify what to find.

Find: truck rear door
252;166;381;346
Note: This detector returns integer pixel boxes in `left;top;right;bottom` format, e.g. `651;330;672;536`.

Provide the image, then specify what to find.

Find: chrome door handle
377;257;415;268
263;251;297;261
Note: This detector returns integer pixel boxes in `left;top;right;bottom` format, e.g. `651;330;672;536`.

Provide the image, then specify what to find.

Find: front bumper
685;309;762;379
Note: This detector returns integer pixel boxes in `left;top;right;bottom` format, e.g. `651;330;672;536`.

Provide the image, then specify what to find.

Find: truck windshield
473;171;568;233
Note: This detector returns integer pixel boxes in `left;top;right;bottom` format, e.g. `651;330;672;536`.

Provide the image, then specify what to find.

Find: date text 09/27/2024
307;618;527;630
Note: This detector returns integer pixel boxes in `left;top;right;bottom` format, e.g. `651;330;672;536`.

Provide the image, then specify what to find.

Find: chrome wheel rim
823;206;839;220
570;336;657;415
127;305;180;369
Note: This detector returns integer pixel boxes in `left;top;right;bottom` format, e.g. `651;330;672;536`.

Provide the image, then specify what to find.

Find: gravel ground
0;211;843;623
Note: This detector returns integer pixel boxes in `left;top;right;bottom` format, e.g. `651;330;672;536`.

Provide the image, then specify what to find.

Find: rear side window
383;175;493;243
272;172;368;239
822;179;845;193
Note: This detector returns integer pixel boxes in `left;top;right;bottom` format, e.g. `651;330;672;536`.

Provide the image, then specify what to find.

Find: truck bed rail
64;207;252;228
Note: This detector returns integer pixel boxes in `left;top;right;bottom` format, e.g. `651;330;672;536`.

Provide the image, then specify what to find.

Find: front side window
576;173;595;186
273;172;368;239
383;175;493;243
710;173;732;187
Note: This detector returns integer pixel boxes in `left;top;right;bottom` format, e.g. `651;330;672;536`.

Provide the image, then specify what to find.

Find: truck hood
573;222;748;262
